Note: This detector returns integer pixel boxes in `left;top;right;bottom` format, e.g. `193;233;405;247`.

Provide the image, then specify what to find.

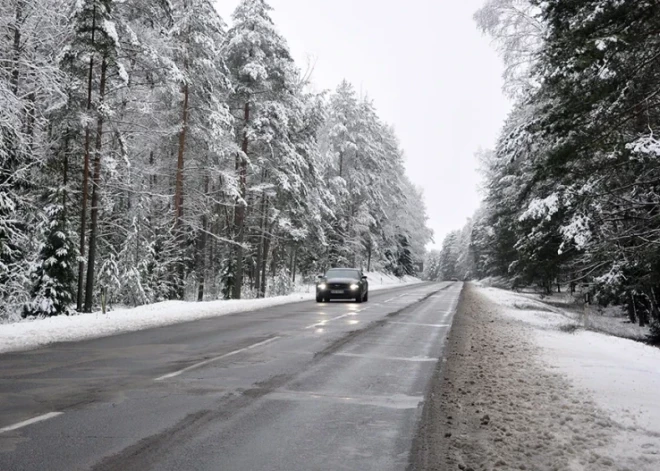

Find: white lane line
389;322;451;328
154;337;281;381
384;293;415;303
0;412;63;434
267;390;424;410
333;352;437;363
304;307;368;330
304;313;353;329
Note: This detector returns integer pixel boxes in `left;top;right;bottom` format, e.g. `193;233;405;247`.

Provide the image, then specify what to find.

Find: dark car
316;268;368;303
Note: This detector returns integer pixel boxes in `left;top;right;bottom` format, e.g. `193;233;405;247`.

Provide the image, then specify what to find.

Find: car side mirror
361;276;367;280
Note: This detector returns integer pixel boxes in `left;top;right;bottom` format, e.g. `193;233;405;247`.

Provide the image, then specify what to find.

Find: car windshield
325;269;359;279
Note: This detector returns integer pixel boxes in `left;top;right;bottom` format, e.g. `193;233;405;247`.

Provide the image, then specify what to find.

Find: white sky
215;0;512;248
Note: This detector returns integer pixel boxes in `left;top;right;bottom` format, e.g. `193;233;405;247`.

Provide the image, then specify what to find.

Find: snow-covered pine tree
0;0;70;319
24;191;77;317
224;0;299;298
61;0;123;312
168;0;233;299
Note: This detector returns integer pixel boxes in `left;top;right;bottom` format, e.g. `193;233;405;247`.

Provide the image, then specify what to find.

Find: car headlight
350;284;359;290
318;283;327;290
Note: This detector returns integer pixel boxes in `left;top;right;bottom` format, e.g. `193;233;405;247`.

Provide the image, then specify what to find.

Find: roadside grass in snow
480;284;651;342
558;323;581;333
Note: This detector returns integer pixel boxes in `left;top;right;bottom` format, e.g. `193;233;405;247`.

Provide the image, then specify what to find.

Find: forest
427;0;660;341
0;0;432;320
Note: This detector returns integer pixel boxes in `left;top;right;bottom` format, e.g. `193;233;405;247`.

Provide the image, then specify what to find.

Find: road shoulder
409;283;660;471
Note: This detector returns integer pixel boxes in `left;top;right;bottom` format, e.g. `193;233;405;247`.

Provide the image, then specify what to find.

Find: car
316;268;368;303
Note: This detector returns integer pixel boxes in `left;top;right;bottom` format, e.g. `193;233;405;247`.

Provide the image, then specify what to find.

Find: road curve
0;282;462;471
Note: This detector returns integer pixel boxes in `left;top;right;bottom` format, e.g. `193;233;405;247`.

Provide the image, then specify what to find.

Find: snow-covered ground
0;272;420;354
493;287;651;341
480;286;660;470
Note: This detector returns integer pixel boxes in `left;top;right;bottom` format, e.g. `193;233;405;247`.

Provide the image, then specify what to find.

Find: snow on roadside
484;286;651;341
479;286;660;469
0;272;421;354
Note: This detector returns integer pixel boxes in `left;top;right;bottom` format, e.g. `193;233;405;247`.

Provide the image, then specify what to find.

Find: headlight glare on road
350;284;359;290
318;283;327;290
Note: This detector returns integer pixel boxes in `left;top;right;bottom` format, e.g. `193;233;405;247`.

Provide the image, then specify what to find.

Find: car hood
322;277;360;284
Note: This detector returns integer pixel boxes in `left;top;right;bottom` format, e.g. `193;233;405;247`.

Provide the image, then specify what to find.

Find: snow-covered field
480;286;660;470
0;272;420;354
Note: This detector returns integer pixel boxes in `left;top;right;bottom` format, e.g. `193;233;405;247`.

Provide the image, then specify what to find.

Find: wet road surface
0;282;461;470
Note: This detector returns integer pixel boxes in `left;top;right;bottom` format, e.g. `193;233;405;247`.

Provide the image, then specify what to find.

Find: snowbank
0;272;421;354
480;286;660;469
482;287;651;340
539;331;660;434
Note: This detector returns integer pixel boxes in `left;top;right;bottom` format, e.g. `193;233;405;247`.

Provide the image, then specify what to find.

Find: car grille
329;283;349;290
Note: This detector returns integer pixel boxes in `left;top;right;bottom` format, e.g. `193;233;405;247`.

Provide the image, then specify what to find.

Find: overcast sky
215;0;512;248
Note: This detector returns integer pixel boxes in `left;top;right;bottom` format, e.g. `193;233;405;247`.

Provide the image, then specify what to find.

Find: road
0;282;462;471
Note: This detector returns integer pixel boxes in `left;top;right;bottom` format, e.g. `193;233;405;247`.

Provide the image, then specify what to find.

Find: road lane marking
0;412;63;434
267;390;424;410
304;314;350;329
154;337;281;381
384;293;415;303
389;322;451;328
304;310;365;330
332;352;437;362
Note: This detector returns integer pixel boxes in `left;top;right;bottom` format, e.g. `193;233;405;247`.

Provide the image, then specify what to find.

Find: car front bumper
317;288;361;299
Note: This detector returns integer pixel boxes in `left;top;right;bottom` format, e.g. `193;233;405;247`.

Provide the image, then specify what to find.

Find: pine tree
1;0;70;319
224;0;298;298
24;195;76;317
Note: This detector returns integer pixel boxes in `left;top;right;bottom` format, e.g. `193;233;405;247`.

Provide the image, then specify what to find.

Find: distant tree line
429;0;660;341
0;0;431;319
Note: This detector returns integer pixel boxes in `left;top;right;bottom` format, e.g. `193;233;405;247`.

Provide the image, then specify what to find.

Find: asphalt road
0;282;462;471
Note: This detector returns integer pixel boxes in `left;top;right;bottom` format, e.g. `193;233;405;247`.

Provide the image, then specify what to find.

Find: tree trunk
232;101;249;299
260;229;272;299
10;2;22;95
83;55;107;313
628;293;637;324
338;151;343;178
62;135;69;214
196;219;207;302
172;60;190;299
149;150;156;186
367;239;372;272
196;176;209;301
255;195;268;294
209;215;217;294
23;89;34;129
77;7;97;312
174;82;188;228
